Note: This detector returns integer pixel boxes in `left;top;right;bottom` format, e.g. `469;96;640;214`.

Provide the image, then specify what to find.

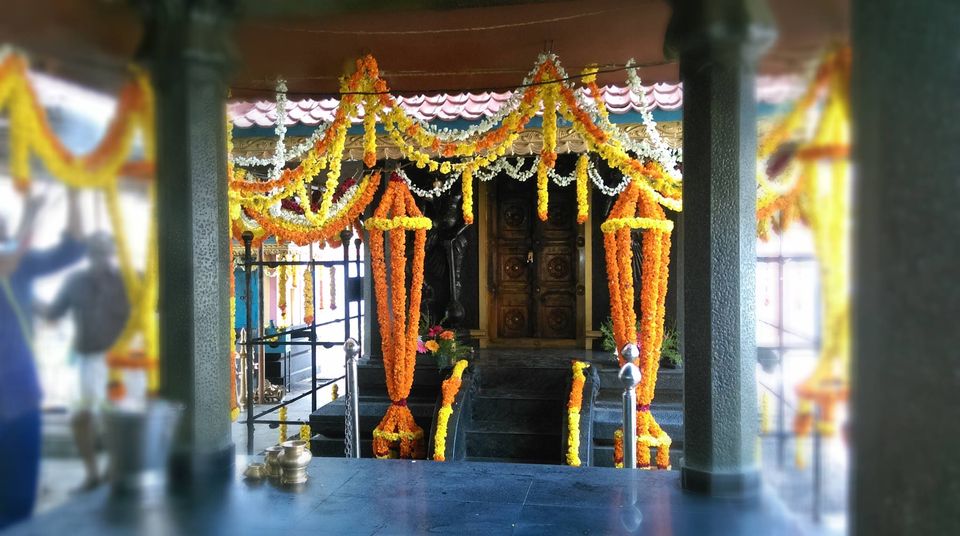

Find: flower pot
278;440;312;484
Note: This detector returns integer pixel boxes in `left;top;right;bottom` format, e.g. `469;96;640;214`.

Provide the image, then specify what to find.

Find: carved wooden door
492;179;578;339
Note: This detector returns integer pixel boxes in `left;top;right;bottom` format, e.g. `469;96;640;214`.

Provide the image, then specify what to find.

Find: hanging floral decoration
299;423;311;443
603;179;673;470
566;361;590;466
329;265;338;311
278;406;288;444
302;267;314;325
756;47;851;439
228;53;681;241
575;153;590;224
433;359;469;462
278;260;289;325
316;266;326;310
366;176;432;459
229;246;240;421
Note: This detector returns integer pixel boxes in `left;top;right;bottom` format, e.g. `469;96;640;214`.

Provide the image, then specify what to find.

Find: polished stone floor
16;457;809;536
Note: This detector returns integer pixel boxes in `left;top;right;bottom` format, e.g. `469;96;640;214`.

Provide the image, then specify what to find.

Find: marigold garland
303;267;314;325
433;359;469;462
278;260;289;325
366;176;433;459
300;422;311;443
756;47;851;439
329;265;338;311
278;406;288;444
317;267;326;311
575;154;590;224
229;53;682;233
604;179;673;470
566;361;590;466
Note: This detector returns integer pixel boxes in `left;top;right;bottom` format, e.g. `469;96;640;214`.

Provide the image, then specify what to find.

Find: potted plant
599;317;683;369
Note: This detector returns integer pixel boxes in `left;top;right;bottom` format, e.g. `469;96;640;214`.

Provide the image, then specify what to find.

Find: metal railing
240;230;365;455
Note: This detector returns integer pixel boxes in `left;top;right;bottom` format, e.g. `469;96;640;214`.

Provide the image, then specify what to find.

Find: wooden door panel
538;244;576;284
538;291;577;339
493;179;578;340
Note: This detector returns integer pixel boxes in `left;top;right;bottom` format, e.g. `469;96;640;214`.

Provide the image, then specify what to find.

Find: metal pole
618;344;642;470
344;338;361;458
242;232;255;455
354;237;363;354
341;229;353;344
310;243;317;412
257;244;265;404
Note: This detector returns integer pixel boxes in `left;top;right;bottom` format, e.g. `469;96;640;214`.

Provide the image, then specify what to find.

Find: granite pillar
137;1;237;480
665;0;775;496
852;1;960;533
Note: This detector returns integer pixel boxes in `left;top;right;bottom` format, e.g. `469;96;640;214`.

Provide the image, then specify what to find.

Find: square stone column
852;0;960;533
138;2;237;480
665;0;775;497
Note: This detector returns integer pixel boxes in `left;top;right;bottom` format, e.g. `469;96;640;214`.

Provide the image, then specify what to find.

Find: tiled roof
229;76;801;129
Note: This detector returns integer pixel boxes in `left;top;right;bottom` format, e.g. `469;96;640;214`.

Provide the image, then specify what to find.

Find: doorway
489;179;579;345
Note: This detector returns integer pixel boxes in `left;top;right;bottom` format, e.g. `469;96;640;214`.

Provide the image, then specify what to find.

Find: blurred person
0;189;85;530
37;231;129;492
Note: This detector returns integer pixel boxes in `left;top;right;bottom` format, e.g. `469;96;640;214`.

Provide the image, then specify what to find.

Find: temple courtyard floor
26;455;828;536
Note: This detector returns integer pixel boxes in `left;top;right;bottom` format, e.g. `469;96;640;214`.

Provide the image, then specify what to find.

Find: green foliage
599;316;682;367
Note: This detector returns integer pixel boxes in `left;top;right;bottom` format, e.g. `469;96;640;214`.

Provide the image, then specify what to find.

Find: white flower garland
399;154;631;199
231;78;332;174
406;54;553;143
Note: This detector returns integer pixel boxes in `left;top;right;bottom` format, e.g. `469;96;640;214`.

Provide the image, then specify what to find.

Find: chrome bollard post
344;338;361;458
619;343;642;469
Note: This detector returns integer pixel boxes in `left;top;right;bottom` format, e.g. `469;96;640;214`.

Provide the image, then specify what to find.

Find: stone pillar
137;1;237;480
852;1;960;534
665;0;775;496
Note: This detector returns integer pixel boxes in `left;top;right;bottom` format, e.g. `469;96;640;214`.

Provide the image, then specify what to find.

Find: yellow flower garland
575;153;589;224
433;359;469;462
229;53;682;235
278;406;288;444
566;361;590;466
300;423;311;443
303;267;314;325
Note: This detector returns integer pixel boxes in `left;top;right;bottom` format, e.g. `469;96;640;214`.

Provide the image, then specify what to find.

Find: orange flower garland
228;53;682;232
366;176;432;459
233;171;381;248
566;361;590;466
603;180;673;470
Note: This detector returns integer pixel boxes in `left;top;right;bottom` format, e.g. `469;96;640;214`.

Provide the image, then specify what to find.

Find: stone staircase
308;356;442;457
590;365;684;468
462;362;569;464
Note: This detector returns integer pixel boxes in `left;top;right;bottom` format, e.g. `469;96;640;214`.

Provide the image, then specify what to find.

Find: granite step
470;392;565;426
465;430;563;462
310;434;373;458
475;366;569;392
309;398;436;439
596;367;683;396
464;456;558;465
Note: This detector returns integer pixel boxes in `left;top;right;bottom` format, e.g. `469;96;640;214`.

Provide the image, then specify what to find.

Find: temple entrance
490;178;579;344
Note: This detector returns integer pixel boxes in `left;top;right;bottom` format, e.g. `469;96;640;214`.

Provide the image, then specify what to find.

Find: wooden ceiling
1;0;848;97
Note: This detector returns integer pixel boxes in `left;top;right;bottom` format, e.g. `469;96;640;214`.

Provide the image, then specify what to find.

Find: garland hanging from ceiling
756;47;851;440
227;53;683;244
366;175;432;459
